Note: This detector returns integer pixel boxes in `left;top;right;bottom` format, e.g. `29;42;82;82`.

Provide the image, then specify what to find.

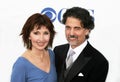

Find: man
54;7;109;82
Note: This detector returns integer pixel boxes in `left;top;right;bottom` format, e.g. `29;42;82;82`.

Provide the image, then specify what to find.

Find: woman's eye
33;32;39;35
44;32;49;35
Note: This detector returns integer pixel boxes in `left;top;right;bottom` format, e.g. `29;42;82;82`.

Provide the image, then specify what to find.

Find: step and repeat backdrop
0;0;120;82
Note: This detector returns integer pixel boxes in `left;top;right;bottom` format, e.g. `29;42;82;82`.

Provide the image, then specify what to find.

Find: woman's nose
39;34;44;41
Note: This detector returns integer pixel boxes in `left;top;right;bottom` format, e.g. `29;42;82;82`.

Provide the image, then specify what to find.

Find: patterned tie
66;49;75;69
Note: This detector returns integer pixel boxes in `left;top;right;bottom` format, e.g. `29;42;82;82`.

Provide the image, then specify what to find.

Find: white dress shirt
66;40;87;63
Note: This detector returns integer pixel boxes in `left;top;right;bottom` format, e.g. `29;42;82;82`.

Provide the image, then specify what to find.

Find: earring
28;40;31;49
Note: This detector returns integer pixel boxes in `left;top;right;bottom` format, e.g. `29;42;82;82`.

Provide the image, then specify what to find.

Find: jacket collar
65;42;92;82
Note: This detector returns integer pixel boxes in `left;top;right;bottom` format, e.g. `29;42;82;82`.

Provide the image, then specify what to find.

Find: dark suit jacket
54;42;109;82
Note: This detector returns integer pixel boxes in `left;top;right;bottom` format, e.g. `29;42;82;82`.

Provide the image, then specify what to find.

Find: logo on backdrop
41;7;57;22
41;7;66;23
41;7;94;23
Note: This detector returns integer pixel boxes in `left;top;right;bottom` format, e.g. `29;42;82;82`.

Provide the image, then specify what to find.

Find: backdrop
0;0;120;82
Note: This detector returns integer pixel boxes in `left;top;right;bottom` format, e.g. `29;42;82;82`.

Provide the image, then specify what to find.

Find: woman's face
29;26;50;50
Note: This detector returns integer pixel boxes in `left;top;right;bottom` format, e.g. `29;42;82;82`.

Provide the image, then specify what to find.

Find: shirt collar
69;40;88;62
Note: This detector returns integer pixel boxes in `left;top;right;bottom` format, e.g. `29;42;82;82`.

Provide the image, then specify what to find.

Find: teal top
11;49;57;82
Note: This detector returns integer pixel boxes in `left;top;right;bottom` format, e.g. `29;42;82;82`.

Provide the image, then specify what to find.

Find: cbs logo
41;7;94;23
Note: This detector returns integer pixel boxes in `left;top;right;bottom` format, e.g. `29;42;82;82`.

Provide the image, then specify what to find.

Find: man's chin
69;42;77;46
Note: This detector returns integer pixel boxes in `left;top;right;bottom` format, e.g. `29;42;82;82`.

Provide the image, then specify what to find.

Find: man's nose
70;28;75;35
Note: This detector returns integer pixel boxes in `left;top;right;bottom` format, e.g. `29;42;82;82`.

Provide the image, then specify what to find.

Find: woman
11;13;57;82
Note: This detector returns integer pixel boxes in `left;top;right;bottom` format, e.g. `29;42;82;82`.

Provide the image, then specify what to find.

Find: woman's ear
29;36;31;40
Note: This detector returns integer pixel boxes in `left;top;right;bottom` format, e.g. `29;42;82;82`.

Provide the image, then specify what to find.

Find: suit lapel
59;44;69;82
65;43;92;82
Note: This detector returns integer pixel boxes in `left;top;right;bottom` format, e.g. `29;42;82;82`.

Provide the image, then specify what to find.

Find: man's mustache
68;35;78;39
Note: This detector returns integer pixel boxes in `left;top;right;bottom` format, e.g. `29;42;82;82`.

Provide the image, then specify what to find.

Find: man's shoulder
54;43;69;49
86;42;108;63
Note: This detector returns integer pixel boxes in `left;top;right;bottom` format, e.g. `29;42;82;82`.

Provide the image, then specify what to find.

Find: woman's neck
28;49;47;59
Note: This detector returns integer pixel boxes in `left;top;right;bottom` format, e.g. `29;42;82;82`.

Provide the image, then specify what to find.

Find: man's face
65;17;90;49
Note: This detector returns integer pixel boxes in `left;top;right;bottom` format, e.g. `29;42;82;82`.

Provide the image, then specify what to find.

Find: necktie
66;49;75;68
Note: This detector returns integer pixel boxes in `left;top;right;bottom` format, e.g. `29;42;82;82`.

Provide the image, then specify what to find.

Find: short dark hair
62;7;94;39
20;13;56;49
62;7;94;30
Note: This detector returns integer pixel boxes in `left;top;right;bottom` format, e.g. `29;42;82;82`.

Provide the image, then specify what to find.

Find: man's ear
85;29;90;35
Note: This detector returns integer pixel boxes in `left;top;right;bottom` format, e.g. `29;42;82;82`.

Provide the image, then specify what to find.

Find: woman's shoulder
48;49;54;53
48;49;55;58
12;56;27;70
14;57;27;65
14;50;29;65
